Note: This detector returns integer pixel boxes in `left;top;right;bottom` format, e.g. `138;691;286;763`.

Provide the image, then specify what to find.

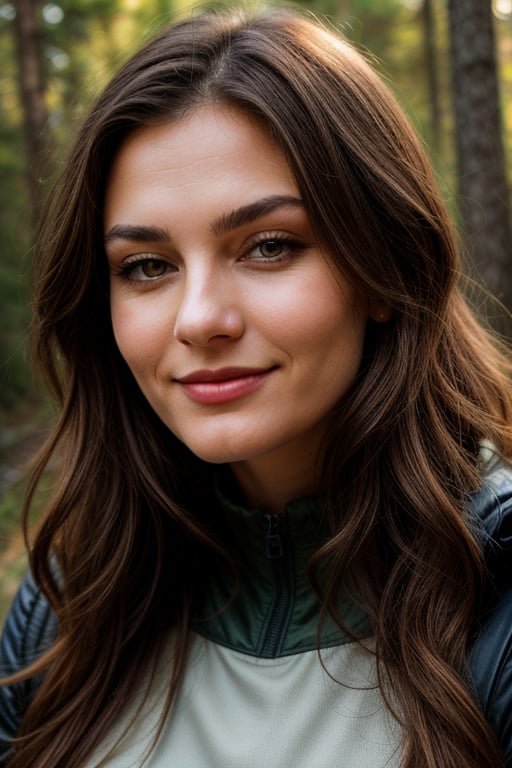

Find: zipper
260;513;293;657
264;513;283;558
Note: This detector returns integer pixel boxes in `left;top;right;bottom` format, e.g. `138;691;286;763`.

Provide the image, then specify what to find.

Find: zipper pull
263;514;283;559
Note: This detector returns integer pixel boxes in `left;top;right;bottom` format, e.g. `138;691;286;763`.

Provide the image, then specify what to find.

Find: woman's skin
105;104;385;512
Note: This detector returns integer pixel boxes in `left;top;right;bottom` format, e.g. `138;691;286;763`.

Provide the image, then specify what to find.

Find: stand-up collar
193;483;370;658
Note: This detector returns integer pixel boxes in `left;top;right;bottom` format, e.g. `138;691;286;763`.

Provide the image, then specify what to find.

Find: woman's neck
228;450;322;514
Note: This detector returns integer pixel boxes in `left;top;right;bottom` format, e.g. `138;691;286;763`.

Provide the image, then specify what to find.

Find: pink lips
175;367;274;404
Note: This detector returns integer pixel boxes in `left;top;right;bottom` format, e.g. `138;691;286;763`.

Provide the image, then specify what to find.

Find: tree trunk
447;0;512;315
421;0;441;151
13;0;49;233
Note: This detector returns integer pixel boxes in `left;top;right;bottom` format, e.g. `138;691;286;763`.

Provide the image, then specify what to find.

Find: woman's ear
368;300;393;323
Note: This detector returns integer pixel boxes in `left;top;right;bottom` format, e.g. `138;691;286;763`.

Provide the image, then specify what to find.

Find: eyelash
115;233;303;283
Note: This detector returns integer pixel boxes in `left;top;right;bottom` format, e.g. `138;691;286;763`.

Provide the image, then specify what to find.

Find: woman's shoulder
0;567;57;673
470;453;512;598
0;567;57;764
471;452;512;542
468;454;512;764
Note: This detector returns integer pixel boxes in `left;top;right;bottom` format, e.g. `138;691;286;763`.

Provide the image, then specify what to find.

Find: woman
1;7;511;767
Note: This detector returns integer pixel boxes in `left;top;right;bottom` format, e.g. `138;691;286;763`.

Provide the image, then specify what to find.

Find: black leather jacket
0;458;511;766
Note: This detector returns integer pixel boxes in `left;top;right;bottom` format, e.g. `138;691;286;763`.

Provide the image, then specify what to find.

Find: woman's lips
175;367;275;404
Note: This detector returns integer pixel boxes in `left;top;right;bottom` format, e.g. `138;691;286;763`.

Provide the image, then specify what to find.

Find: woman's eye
258;240;286;259
123;258;172;281
245;237;299;263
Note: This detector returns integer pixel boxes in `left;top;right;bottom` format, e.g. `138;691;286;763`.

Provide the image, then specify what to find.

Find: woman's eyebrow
104;224;169;245
211;195;304;235
104;195;304;246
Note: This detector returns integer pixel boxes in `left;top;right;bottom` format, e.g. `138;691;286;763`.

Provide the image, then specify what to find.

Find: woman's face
105;104;372;506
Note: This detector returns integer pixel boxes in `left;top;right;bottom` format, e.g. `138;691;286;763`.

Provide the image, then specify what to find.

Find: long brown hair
6;8;512;767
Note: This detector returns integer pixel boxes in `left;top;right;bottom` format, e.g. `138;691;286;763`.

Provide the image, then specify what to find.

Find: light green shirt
84;489;403;767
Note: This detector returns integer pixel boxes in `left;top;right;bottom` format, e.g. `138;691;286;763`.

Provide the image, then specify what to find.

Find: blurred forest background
0;0;511;620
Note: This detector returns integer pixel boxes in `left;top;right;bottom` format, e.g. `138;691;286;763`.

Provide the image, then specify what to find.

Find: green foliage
0;453;30;626
0;469;51;551
0;480;26;549
0;470;53;624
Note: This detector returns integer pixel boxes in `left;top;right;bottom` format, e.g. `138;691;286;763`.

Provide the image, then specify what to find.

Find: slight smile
175;367;277;404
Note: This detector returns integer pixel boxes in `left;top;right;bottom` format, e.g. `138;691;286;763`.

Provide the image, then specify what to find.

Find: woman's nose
173;269;244;347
